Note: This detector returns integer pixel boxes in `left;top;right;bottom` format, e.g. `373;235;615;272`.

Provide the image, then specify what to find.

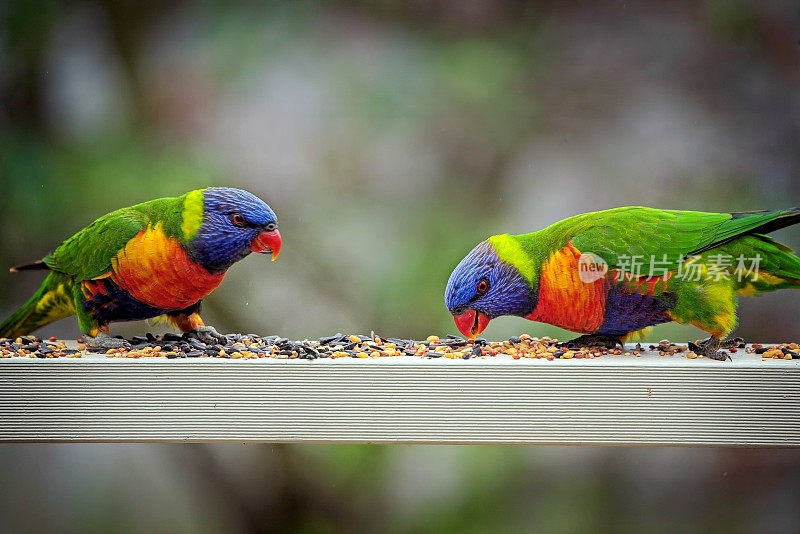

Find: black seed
162;333;183;342
509;336;522;343
427;353;442;358
785;350;799;359
755;347;769;354
165;352;179;359
146;333;157;342
553;350;565;357
471;346;483;356
462;353;470;359
403;350;416;356
131;336;149;345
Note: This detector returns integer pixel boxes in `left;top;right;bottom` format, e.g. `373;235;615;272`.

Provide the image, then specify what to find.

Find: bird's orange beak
453;308;490;339
250;229;281;261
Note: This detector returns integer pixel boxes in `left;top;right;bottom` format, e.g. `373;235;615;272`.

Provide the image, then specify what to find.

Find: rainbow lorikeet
445;207;800;360
0;187;281;348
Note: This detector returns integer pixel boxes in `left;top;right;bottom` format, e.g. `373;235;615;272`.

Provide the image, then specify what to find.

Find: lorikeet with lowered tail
445;207;800;360
0;187;281;348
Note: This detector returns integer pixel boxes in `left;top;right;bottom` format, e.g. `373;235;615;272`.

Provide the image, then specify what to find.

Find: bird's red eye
477;280;488;294
231;214;246;226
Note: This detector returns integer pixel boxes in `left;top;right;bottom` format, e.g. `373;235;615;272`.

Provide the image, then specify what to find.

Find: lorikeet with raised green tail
0;187;281;348
445;207;800;360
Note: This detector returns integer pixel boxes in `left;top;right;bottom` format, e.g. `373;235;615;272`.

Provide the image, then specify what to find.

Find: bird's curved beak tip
452;308;490;339
250;229;282;261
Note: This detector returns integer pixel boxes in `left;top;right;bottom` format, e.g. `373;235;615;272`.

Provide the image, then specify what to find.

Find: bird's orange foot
565;334;623;350
188;325;227;345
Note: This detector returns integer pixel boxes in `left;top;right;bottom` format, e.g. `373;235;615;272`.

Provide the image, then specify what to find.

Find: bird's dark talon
189;326;227;344
84;332;131;349
565;334;623;350
719;337;745;349
691;338;732;361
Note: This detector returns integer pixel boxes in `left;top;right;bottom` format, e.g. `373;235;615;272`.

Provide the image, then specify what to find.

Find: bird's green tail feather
690;208;800;255
690;208;800;293
0;272;76;339
717;234;800;294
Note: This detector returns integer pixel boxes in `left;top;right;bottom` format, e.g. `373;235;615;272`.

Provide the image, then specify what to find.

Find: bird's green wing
567;207;800;271
43;207;148;281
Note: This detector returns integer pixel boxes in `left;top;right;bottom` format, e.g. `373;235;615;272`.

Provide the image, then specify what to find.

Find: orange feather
110;224;224;310
526;244;606;333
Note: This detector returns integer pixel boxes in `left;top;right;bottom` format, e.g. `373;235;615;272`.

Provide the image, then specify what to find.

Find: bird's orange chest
525;244;607;333
109;225;224;310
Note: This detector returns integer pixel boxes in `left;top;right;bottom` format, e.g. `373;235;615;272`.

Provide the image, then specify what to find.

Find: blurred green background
1;1;799;532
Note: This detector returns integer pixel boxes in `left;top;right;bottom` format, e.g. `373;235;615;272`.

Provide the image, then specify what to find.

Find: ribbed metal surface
1;352;798;445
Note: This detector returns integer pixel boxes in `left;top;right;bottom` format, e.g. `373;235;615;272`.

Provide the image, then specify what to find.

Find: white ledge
1;346;798;446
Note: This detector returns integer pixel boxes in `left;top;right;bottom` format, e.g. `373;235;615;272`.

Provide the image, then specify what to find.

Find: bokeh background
2;1;799;532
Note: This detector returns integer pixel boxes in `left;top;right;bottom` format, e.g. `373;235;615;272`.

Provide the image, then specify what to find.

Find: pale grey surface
1;345;798;446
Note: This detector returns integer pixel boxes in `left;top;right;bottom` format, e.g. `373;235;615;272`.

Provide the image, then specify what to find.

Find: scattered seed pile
1;333;798;361
0;336;82;358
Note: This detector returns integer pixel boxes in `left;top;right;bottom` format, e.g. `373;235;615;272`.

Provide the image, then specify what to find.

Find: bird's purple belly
595;286;675;336
81;278;184;324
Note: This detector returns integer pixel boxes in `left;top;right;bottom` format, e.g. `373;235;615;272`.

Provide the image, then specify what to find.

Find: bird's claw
719;337;745;349
188;326;227;344
688;337;737;361
84;332;131;349
565;334;623;350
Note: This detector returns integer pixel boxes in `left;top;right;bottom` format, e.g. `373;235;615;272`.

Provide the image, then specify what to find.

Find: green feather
0;272;75;339
43;193;191;282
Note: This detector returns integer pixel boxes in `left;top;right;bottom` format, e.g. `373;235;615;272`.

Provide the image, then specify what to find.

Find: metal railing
1;347;798;446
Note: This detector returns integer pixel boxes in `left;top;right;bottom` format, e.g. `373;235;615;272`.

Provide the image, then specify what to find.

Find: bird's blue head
445;240;537;338
184;187;281;273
